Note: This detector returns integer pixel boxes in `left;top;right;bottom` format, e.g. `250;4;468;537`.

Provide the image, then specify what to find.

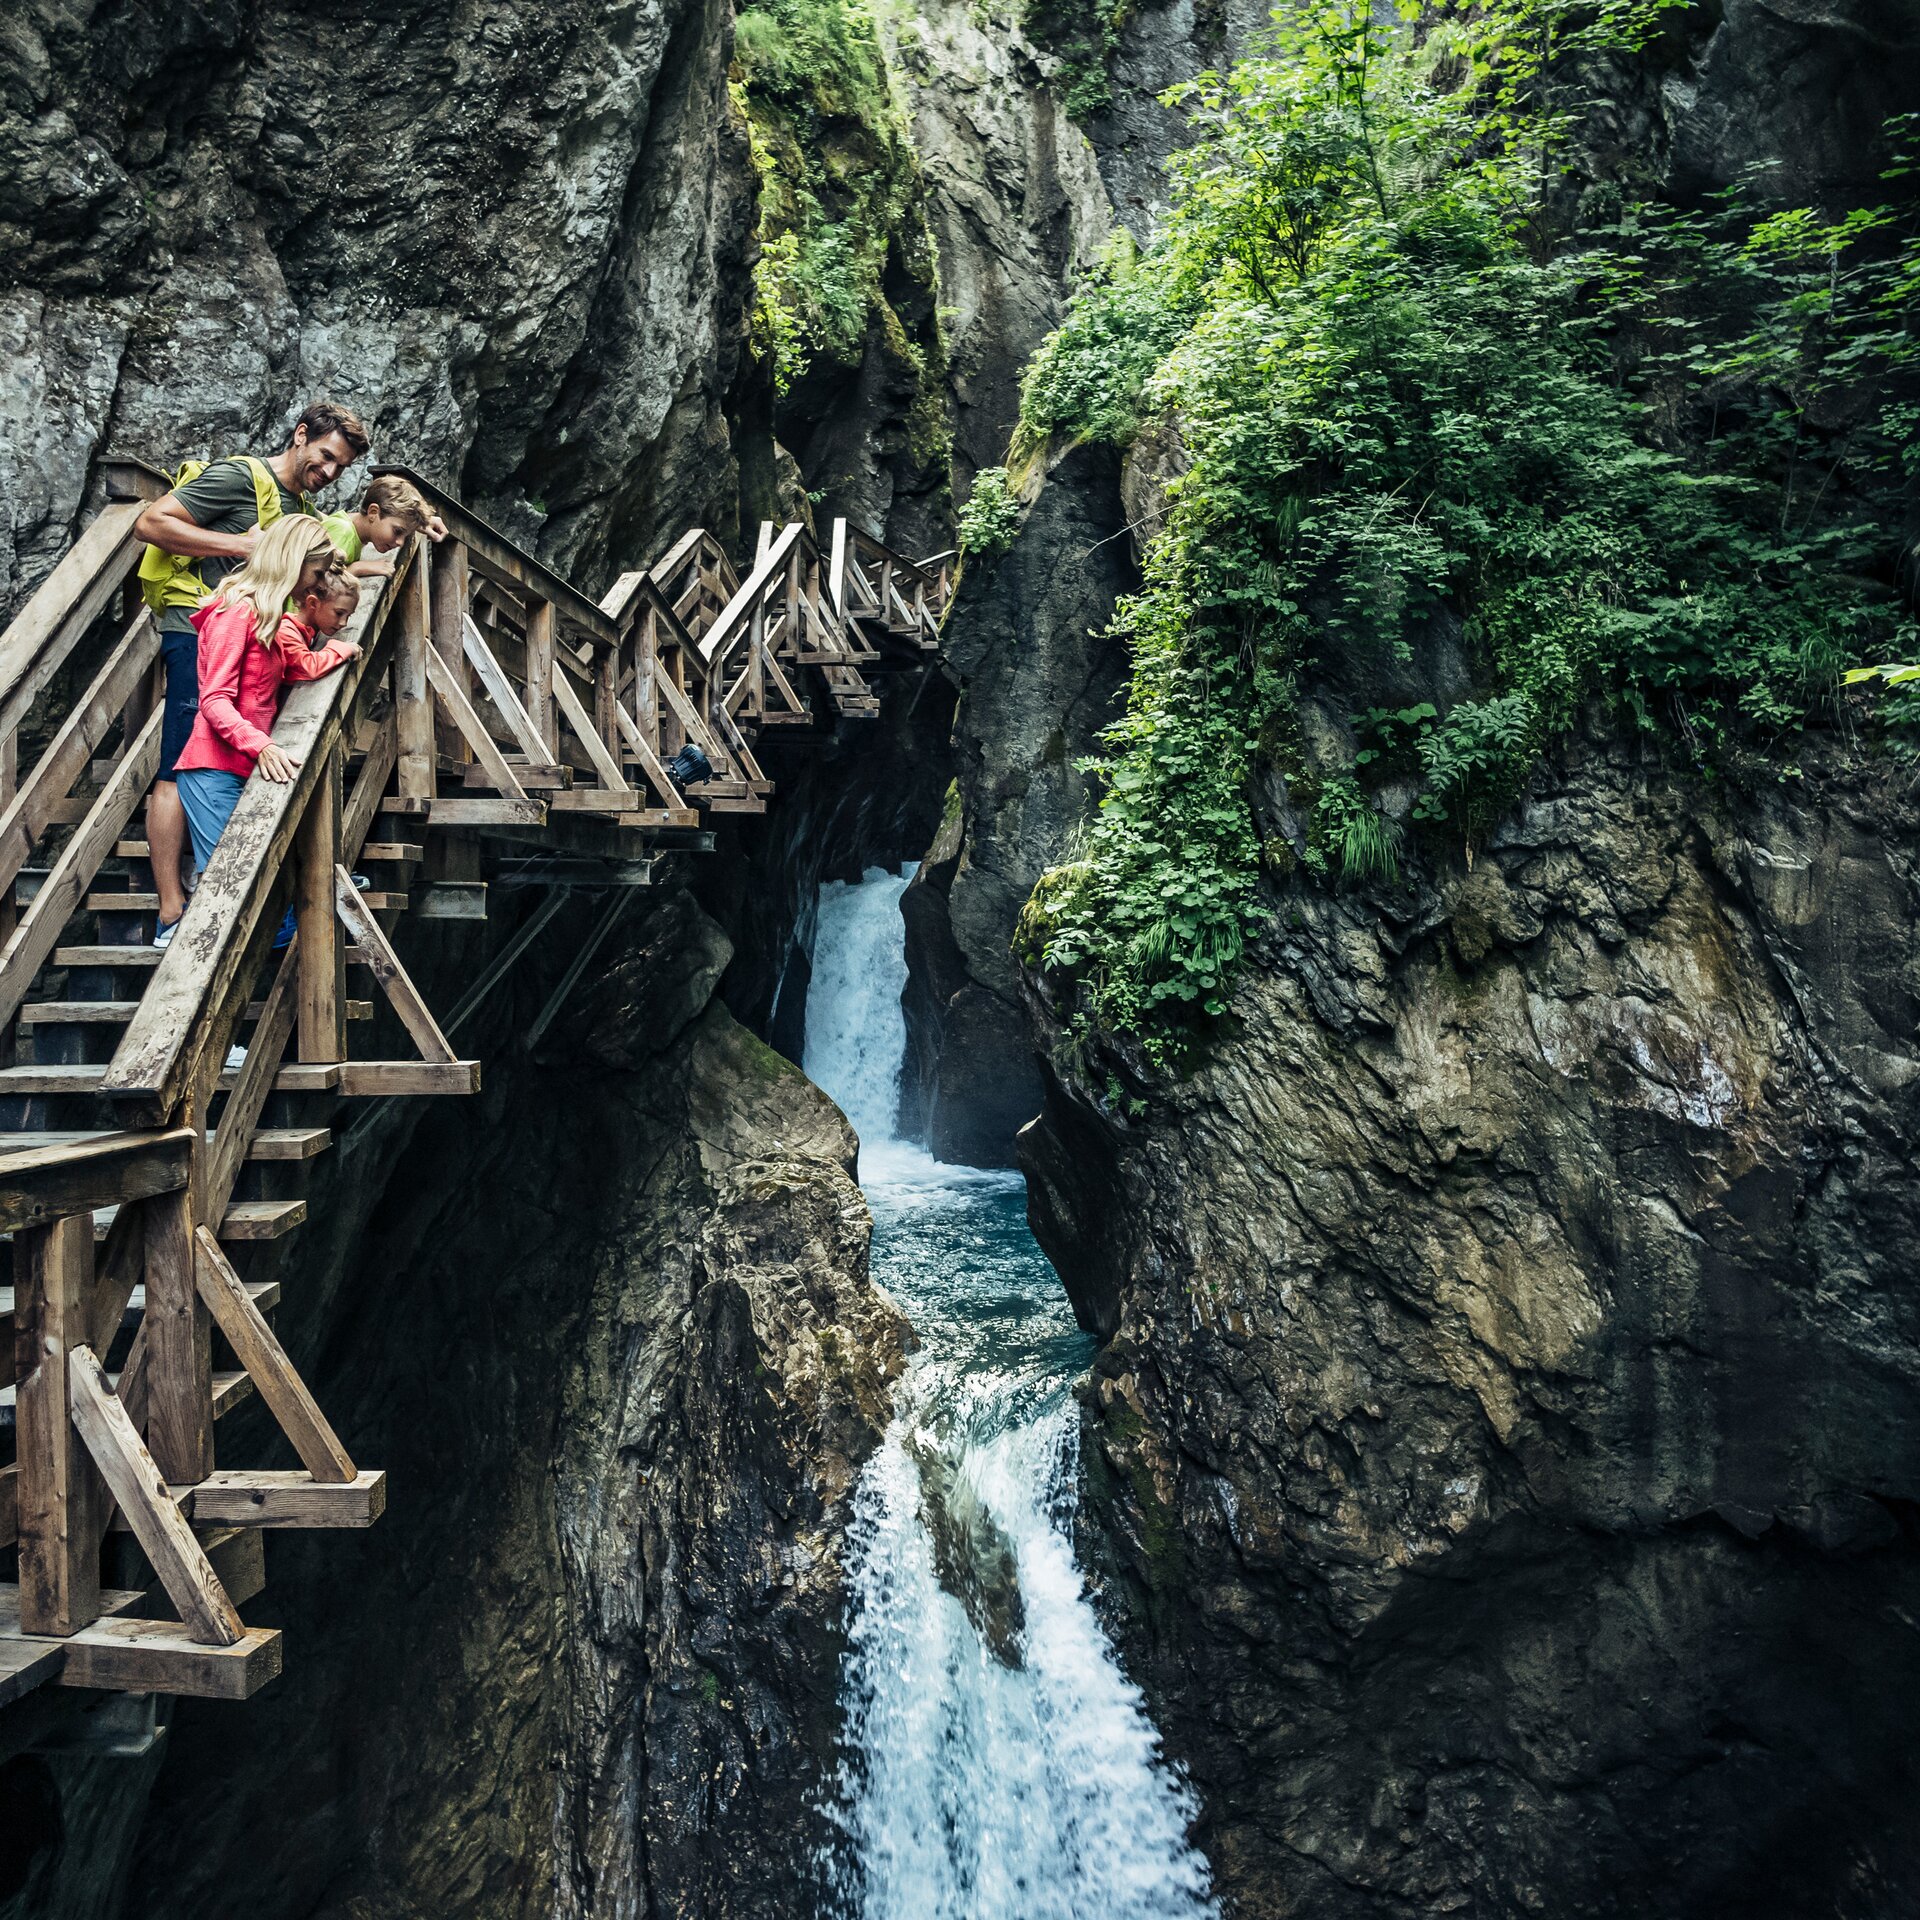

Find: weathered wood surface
143;1180;212;1485
14;1213;103;1634
68;1344;243;1646
194;1226;356;1484
334;867;456;1063
177;1468;386;1529
0;1127;191;1234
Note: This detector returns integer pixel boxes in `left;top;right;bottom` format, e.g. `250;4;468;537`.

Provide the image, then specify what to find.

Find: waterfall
803;867;1218;1920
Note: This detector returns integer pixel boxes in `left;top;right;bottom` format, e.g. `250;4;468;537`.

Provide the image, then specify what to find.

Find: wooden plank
0;501;148;739
333;867;455;1063
67;1344;243;1646
426;647;534;805
424;796;547;827
0;1585;145;1708
204;938;299;1229
143;1182;212;1485
51;1614;281;1700
372;464;617;646
295;750;344;1064
195;1226;355;1483
396;533;436;801
247;1127;331;1161
205;1525;266;1607
0;709;160;1028
177;1467;385;1529
360;841;424;862
218;1198;306;1240
98;577;395;1122
699;522;802;670
0;1462;15;1551
611;699;688;810
0;1127;192;1235
0;609;160;899
551;661;634;797
14;1213;103;1634
337;1060;479;1096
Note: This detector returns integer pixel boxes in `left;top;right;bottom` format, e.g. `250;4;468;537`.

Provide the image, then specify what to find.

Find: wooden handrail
699;521;803;668
370;463;618;652
98;546;412;1123
0;1127;194;1235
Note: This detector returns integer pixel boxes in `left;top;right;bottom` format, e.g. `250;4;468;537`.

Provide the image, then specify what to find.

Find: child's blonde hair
362;473;433;534
209;517;340;642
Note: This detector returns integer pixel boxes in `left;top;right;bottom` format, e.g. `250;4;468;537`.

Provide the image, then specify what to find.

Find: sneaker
152;919;179;951
350;873;372;890
225;1045;247;1071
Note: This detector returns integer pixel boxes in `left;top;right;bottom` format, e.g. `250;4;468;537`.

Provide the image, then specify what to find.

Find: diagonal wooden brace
334;866;456;1063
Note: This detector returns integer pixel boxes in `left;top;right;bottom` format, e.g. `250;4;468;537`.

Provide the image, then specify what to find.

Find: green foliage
735;0;948;435
957;467;1023;557
1018;0;1919;1068
1021;0;1129;119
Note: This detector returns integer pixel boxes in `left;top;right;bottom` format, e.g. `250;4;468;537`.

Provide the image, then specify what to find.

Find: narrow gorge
2;0;1917;1916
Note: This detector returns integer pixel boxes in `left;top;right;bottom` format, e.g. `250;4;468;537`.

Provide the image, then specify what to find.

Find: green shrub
957;467;1023;557
1019;0;1919;1068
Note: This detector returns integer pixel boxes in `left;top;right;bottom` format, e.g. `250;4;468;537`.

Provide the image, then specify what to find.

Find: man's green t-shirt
162;457;307;627
321;513;363;563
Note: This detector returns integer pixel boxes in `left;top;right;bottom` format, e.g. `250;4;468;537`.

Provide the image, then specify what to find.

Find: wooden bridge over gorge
0;456;949;1708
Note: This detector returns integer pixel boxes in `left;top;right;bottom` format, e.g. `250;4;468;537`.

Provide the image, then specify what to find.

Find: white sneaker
153;919;179;951
225;1045;247;1070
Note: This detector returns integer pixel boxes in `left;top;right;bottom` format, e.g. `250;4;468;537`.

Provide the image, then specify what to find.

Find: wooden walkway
0;456;949;1705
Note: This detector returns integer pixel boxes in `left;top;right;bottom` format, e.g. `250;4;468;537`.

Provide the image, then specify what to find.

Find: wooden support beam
204;939;299;1229
396;532;437;801
14;1213;103;1635
336;1060;479;1096
143;1182;212;1486
551;662;634;797
295;748;344;1064
0;1128;192;1235
38;1610;282;1699
176;1467;385;1529
425;797;547;827
67;1345;243;1647
343;715;400;864
333;867;456;1064
194;1226;356;1484
524;597;557;757
425;647;533;805
461;611;551;766
611;700;688;811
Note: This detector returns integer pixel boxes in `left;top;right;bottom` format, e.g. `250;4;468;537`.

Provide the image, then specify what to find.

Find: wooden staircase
0;458;950;1707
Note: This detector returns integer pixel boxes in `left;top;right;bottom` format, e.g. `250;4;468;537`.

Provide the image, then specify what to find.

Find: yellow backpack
136;456;310;614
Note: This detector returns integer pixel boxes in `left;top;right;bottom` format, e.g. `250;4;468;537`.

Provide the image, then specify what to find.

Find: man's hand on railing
426;513;448;543
256;742;302;783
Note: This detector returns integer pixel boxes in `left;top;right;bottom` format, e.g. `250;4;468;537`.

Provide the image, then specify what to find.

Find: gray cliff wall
1022;733;1920;1915
1;0;755;608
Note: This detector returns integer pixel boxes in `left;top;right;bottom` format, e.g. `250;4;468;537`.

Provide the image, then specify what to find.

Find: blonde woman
167;518;360;949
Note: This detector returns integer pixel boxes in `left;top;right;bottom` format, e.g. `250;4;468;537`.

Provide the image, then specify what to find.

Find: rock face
902;440;1135;1164
101;885;908;1920
1020;731;1920;1916
0;0;755;611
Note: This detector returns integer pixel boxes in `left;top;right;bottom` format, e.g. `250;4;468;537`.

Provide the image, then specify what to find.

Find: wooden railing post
15;1210;105;1634
295;749;344;1064
525;597;557;757
396;534;435;802
430;539;471;768
144;1179;213;1485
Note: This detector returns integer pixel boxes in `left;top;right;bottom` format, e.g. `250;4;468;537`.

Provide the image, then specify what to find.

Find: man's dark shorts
158;624;199;782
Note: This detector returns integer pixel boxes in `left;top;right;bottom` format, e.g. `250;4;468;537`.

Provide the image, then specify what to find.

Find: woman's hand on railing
256;742;302;783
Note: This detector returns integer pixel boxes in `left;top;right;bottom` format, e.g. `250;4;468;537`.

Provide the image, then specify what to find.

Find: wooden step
0;1125;326;1165
115;839;152;859
359;892;408;912
359;842;424;862
54;946;161;968
1;1366;253;1417
217;1199;307;1242
19;1000;144;1025
85;892;160;913
0;1274;281;1337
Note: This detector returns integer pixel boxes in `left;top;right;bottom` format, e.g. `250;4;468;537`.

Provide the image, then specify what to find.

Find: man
132;399;371;947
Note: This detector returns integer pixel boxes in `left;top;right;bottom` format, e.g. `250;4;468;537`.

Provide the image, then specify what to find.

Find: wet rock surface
1;0;754;609
32;886;906;1920
1020;732;1920;1916
904;441;1135;1165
